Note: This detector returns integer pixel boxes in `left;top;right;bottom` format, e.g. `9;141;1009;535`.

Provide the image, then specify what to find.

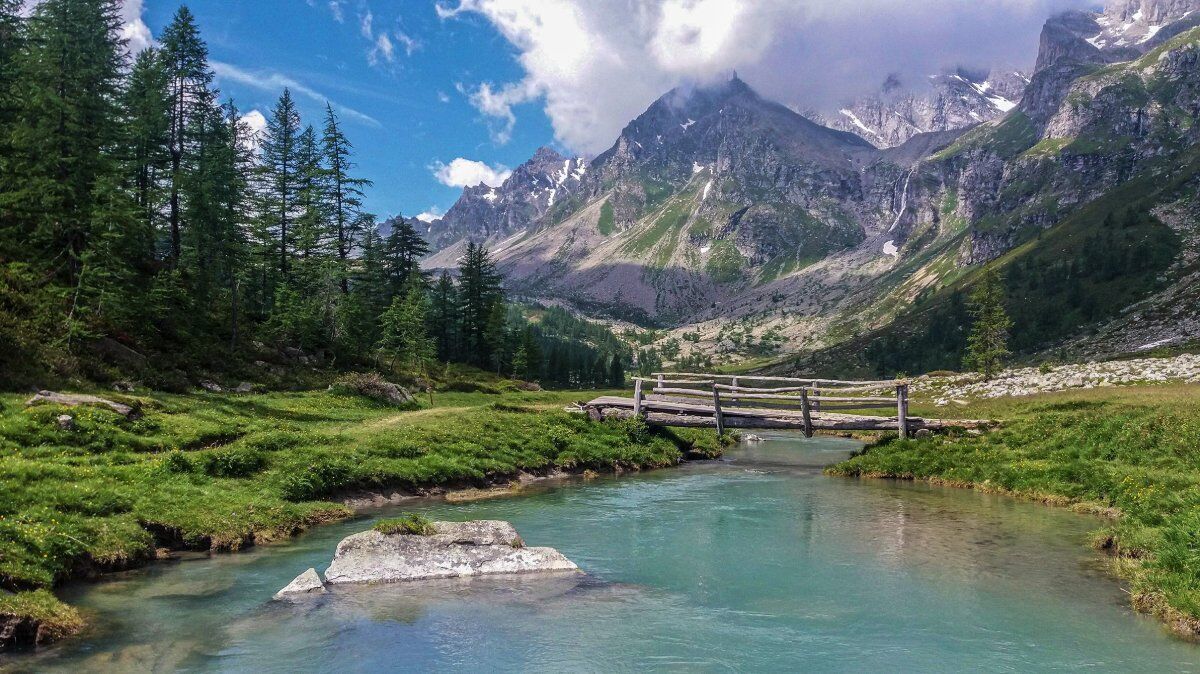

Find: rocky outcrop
322;521;578;585
25;391;142;420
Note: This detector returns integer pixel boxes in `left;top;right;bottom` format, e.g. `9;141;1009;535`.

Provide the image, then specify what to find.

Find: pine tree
293;124;329;264
321;103;371;294
0;0;23;176
160;5;215;267
964;268;1012;380
259;89;302;282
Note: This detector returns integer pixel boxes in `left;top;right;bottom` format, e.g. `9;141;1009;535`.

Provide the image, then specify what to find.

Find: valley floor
830;381;1200;639
0;386;725;652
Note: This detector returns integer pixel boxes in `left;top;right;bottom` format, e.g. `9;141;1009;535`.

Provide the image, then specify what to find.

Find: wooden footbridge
585;373;985;438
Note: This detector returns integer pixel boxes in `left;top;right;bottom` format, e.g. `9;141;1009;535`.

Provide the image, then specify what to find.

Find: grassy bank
828;383;1200;637
0;385;726;651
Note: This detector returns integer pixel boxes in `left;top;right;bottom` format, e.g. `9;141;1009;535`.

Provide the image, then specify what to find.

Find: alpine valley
420;0;1200;376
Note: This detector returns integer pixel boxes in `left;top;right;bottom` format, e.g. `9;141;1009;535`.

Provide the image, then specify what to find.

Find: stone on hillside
274;568;327;600
234;382;254;394
329;373;415;407
323;520;578;586
56;415;75;431
199;381;223;393
26;391;142;420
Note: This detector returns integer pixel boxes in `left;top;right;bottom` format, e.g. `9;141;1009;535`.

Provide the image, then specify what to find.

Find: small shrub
279;459;353;501
162;450;193;474
202;448;266;478
1039;362;1056;374
374;513;435;536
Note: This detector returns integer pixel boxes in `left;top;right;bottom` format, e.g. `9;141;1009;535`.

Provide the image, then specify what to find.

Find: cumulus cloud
431;158;513;188
416;207;445;223
437;0;1095;154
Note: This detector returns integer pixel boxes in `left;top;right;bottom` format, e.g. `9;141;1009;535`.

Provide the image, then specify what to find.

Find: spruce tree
2;0;126;283
383;217;430;295
321;103;371;294
457;242;503;367
964;268;1012;380
160;5;215;267
0;0;23;174
378;271;434;372
429;269;458;361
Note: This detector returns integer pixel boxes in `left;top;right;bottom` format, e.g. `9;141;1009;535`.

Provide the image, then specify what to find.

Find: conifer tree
0;0;23;175
1;0;126;284
161;5;215;267
321;103;371;294
429;269;458;361
122;48;171;252
259;88;302;282
383;217;430;295
378;271;434;371
964;268;1012;380
457;242;503;367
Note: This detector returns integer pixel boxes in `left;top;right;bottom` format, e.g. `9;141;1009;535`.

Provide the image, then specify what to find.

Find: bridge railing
632;373;911;438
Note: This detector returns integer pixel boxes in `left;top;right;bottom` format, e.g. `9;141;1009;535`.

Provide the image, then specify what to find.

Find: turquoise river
10;434;1200;672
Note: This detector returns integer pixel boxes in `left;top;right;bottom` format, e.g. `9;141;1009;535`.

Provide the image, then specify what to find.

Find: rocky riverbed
913;354;1200;404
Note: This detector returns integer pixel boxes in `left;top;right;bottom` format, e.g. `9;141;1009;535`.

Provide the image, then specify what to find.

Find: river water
13;434;1200;672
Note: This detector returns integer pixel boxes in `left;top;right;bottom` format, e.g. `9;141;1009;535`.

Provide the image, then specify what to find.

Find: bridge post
896;384;910;439
731;377;740;408
811;381;821;413
633;378;644;417
713;387;725;436
800;389;814;439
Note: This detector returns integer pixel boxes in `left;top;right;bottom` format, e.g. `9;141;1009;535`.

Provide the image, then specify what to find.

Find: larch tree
259;88;302;283
321;103;371;294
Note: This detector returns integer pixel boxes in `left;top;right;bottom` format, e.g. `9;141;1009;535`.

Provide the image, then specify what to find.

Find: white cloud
431;158;512;188
360;5;421;67
416;207;445;223
370;32;395;65
328;1;346;23
436;0;1093;154
212;61;382;128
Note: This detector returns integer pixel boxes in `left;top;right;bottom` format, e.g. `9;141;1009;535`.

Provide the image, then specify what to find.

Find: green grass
829;383;1200;636
0;588;84;647
0;386;727;646
374;513;435;536
706;241;746;284
597;200;616;236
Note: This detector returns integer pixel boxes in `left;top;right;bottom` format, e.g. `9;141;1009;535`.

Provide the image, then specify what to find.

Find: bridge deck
584;396;988;432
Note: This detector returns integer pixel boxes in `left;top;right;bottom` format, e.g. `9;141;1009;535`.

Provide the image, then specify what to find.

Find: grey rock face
423;147;589;251
274;568;327;599
822;69;1030;149
323;521;579;585
26;391;141;420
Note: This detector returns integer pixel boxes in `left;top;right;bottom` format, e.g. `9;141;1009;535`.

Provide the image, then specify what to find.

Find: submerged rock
323;520;578;586
274;568;327;600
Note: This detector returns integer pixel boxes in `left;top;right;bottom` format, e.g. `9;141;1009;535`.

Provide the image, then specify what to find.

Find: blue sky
133;0;1093;222
140;1;557;221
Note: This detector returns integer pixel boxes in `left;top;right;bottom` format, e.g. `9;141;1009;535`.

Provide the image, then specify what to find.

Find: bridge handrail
651;372;908;387
631;373;911;439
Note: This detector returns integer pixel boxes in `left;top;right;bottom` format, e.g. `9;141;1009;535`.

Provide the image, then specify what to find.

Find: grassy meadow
829;383;1200;637
0;384;726;648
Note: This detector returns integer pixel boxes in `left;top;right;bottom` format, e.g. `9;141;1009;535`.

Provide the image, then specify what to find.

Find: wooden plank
651;387;714;397
722;392;896;404
713;388;725;435
800;390;813;438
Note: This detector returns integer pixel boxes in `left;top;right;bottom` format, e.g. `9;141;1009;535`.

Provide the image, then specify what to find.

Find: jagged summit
822;68;1029;148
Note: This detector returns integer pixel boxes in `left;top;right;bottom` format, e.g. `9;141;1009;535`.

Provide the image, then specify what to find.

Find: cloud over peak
431;158;513;188
438;0;1093;154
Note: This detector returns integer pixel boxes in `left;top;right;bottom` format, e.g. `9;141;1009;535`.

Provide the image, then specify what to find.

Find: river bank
17;434;1200;671
829;381;1200;639
0;387;727;652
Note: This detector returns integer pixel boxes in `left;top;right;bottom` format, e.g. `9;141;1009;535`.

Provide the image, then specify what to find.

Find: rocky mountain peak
821;68;1028;148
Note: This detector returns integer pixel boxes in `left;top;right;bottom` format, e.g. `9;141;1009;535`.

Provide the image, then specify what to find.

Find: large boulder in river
274;568;327;600
323;520;578;585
